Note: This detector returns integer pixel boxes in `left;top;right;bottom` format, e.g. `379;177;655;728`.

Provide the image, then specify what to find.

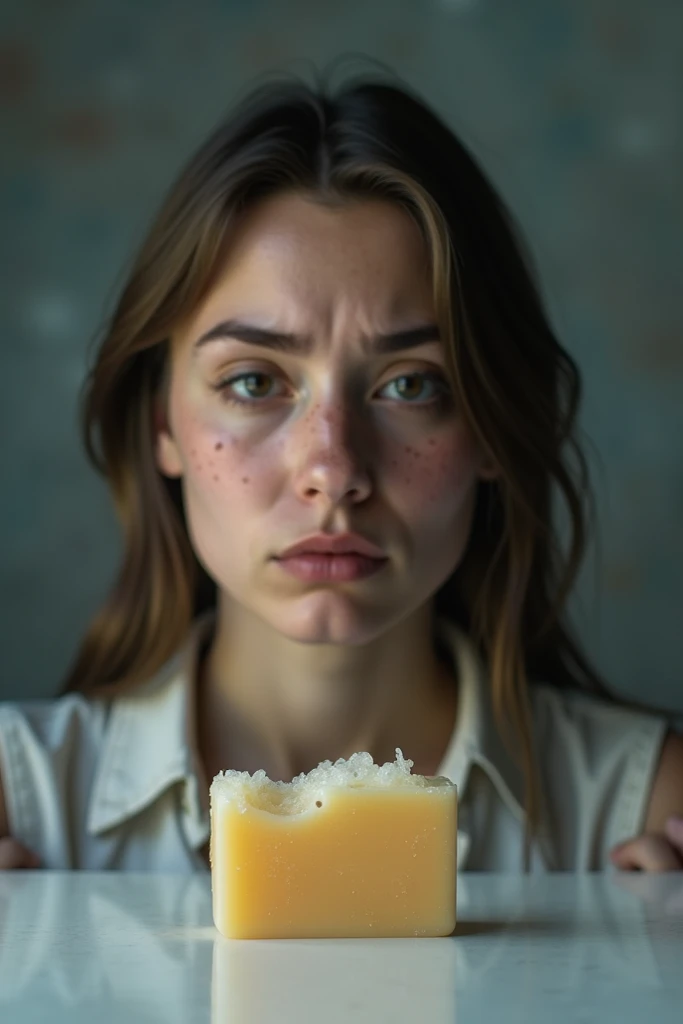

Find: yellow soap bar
209;750;457;939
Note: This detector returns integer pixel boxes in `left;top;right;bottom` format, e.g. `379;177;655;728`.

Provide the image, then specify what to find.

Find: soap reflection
211;935;458;1024
1;872;679;1023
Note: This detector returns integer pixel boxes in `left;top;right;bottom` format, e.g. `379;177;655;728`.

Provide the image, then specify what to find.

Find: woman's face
158;192;493;645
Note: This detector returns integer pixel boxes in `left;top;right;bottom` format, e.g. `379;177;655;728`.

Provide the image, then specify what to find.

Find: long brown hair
63;68;608;840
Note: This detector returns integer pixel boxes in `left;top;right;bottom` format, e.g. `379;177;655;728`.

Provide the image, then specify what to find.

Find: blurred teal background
1;0;682;714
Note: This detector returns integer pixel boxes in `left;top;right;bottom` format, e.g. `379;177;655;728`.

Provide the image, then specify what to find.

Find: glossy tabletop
1;871;682;1023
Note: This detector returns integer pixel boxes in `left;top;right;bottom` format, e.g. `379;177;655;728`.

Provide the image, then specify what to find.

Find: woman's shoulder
0;691;110;856
531;680;668;745
0;616;211;868
530;681;668;782
0;609;210;767
530;681;668;865
0;690;109;751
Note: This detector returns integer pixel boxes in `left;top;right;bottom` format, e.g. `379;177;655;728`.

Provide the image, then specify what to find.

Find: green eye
380;373;443;403
216;371;285;405
232;373;275;399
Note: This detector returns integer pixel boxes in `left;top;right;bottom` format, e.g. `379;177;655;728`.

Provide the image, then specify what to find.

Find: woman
1;70;681;873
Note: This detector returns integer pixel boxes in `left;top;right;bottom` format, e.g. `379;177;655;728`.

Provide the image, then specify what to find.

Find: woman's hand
613;731;683;872
610;817;683;872
0;837;41;870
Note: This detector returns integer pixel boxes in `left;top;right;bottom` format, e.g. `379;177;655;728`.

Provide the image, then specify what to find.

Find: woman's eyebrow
193;320;440;354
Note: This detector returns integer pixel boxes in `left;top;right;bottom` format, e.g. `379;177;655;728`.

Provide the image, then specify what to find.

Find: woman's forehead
185;192;434;340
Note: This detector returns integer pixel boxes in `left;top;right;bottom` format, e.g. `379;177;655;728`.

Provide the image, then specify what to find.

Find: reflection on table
212;935;458;1024
0;872;682;1023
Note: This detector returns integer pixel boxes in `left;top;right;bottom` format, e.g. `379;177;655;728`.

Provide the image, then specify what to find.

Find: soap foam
210;749;451;815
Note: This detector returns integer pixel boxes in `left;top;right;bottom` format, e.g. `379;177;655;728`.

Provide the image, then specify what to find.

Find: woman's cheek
185;435;253;493
170;401;247;490
184;422;289;509
387;430;479;519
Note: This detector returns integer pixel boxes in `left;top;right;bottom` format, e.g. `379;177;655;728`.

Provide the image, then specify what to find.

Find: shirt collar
436;619;526;823
86;613;526;845
86;613;215;844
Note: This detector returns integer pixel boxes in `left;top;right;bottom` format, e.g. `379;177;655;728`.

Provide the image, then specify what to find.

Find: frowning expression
157;192;493;644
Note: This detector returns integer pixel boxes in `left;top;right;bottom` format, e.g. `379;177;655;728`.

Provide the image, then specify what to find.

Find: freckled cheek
189;447;251;493
385;433;479;518
180;421;284;500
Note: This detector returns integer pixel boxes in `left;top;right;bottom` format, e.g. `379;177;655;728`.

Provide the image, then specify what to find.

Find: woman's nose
290;400;372;508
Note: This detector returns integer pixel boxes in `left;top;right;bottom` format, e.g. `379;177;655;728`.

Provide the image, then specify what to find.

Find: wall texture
1;0;682;714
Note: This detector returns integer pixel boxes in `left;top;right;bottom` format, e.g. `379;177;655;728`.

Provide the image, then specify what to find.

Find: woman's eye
213;369;448;408
378;372;446;404
216;371;285;404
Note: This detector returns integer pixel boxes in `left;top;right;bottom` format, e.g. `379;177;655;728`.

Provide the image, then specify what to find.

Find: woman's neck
196;598;457;785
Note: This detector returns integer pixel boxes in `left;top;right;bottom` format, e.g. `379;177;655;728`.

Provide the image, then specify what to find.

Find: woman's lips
275;552;388;583
273;532;388;581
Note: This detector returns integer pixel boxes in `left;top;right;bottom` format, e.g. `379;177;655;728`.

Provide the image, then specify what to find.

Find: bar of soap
209;749;457;939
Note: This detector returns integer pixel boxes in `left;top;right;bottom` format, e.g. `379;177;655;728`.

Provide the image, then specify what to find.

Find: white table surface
0;871;682;1023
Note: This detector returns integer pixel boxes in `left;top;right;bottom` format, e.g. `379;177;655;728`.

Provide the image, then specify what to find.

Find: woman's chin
265;593;390;648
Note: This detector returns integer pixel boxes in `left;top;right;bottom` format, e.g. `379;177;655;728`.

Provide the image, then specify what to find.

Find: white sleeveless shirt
0;615;666;872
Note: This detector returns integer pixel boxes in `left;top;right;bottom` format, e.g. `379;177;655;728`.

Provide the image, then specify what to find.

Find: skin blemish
215;442;223;451
242;476;250;484
213;474;219;482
